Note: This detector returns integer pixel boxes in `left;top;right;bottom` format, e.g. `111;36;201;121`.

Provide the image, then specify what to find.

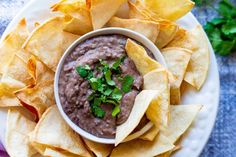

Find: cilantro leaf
91;98;105;118
76;66;89;78
122;75;134;93
104;88;113;96
89;78;99;90
218;0;236;18
222;20;236;35
105;70;115;86
112;105;121;117
112;88;123;101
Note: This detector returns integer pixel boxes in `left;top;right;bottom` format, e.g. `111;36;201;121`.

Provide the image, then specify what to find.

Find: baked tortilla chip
140;125;159;141
27;56;54;85
15;80;55;119
23;16;79;71
107;17;159;42
83;138;113;157
123;122;154;142
6;109;37;157
51;0;92;35
0;18;29;74
30;106;91;157
43;147;80;157
144;69;170;126
111;134;174;157
167;25;210;90
125;39;162;76
2;54;33;86
155;21;179;48
161;47;191;104
88;0;127;29
128;1;179;48
115;90;159;146
161;105;202;143
143;0;194;21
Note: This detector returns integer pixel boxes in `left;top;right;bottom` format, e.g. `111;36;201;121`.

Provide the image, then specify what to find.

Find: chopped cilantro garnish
122;75;134;93
105;70;115;86
76;57;133;118
112;105;121;117
112;88;123;101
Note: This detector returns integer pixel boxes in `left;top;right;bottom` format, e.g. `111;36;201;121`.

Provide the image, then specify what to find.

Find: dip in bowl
54;28;166;144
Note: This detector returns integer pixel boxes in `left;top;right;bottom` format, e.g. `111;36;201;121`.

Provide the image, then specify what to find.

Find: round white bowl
54;27;166;144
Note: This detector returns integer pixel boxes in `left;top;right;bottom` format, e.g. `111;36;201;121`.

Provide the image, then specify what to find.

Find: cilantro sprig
76;57;134;119
194;0;236;56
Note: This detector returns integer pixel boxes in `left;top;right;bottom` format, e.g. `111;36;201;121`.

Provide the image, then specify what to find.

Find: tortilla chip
143;0;194;21
30;106;91;157
88;0;127;29
107;17;159;42
144;69;170;126
27;56;54;85
15;80;55;118
2;54;33;86
161;47;192;104
123;122;154;142
167;25;210;90
83;138;113;157
161;105;202;143
6;109;37;157
51;0;92;35
0;85;19;107
125;39;162;76
128;1;179;48
140;125;159;141
43;147;80;157
0;18;29;74
155;21;179;48
128;1;151;20
115;90;159;146
111;134;174;157
23;16;79;71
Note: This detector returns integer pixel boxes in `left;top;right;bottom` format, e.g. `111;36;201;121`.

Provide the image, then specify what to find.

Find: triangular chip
143;0;194;21
155;21;179;48
139;125;159;141
30;106;91;157
51;0;92;35
115;90;159;146
144;69;170;126
88;0;127;29
123;122;154;142
128;1;179;48
161;104;202;143
43;147;81;157
0;18;29;74
6;109;37;157
2;54;33;86
125;39;162;76
15;80;55;119
83;138;113;157
23;16;79;71
161;47;191;104
107;17;159;42
167;25;210;90
111;134;174;157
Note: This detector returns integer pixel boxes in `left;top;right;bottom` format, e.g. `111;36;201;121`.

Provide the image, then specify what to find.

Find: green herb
112;88;123;101
112;105;121;117
202;0;236;56
91;98;105;118
122;75;134;93
105;70;115;86
76;57;132;118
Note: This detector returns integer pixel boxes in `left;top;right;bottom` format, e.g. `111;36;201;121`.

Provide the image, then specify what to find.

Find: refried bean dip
59;35;146;138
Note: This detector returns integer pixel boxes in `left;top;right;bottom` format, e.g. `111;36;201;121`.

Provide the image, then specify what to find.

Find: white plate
0;0;220;157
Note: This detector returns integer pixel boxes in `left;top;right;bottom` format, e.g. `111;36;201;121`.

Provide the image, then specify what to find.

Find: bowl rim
54;27;166;144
